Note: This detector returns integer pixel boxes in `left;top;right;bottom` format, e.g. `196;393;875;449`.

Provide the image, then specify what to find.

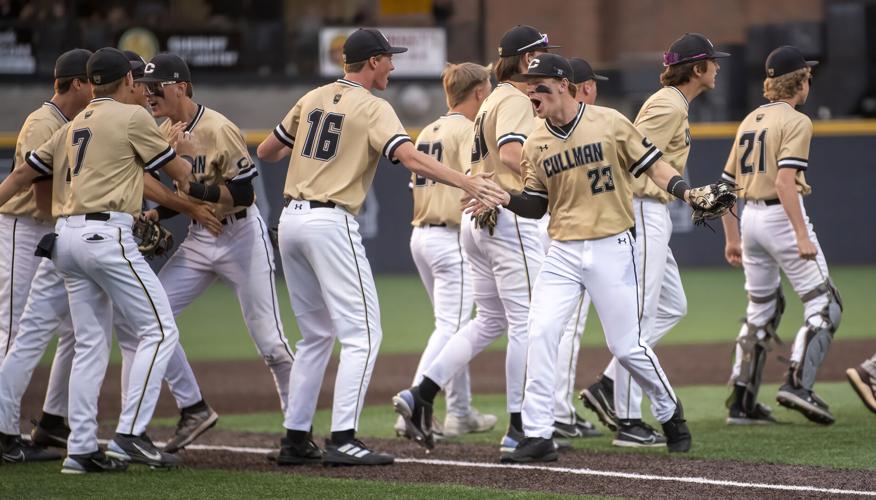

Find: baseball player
119;53;295;453
721;46;841;425
547;58;607;440
394;24;555;454
0;52;221;468
0;48;92;464
256;28;502;466
396;61;498;439
581;33;728;447
47;47;199;473
473;54;702;462
847;355;876;414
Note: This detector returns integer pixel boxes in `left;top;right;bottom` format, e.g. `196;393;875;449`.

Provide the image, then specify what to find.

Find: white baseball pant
523;233;679;439
409;225;473;418
279;201;381;433
610;197;687;419
54;212;179;455
422;209;543;414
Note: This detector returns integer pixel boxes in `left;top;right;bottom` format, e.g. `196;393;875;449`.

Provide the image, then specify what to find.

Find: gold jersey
721;101;812;200
410;113;472;227
36;98;175;216
522;103;663;241
159;104;256;218
1;102;69;220
470;82;535;193
25;121;71;219
631;86;691;203
275;78;411;215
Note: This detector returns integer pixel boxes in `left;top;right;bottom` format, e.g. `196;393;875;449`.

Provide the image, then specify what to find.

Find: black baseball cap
511;53;573;81
137;53;192;83
124;50;147;80
342;28;408;64
569;58;608;83
54;49;92;79
498;25;560;58
662;33;730;66
87;47;132;85
765;45;818;78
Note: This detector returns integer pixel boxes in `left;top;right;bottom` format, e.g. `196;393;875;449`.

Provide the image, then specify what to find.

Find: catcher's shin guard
731;287;785;412
788;281;842;391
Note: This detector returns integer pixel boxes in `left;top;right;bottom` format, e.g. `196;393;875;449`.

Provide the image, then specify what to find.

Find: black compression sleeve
505;191;548;219
154;205;180;220
186;182;221;203
667;175;691;200
225;180;255;206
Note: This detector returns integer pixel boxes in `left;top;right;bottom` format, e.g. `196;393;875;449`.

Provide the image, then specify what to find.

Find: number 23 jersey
522;103;663;241
274;78;412;215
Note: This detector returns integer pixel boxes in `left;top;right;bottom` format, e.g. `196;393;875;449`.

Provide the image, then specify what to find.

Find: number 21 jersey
274;78;412;215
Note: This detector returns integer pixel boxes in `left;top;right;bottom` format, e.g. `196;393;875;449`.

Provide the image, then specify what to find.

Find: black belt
283;197;336;209
85;212;110;221
428;223;446;228
763;198;781;206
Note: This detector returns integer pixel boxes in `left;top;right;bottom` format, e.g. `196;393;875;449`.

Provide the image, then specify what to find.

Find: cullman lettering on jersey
543;142;604;178
192;155;206;175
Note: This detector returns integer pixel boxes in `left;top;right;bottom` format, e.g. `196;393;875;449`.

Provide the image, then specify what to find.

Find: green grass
156;381;876;471
36;265;876;364
0;464;583;500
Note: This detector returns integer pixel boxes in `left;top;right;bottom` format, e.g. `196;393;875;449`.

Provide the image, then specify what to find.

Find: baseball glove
133;215;174;259
473;208;498;236
688;181;739;227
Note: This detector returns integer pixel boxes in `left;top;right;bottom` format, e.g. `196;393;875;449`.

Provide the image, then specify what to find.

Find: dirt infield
20;338;876;419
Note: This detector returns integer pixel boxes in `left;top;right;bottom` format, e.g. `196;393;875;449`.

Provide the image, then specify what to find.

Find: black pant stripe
5;218;17;357
513;214;532;411
117;228;166;434
567;295;585;418
345;216;372;429
627;229;677;410
455;231;464;331
256;215;294;361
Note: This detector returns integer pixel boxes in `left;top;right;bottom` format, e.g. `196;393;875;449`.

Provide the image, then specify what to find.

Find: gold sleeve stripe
721;170;737;184
497;132;527;147
383;134;412;162
777;157;808;170
273;123;294;148
25;151;52;176
144;146;176;172
523;188;548;199
229;165;258;183
629;146;663;178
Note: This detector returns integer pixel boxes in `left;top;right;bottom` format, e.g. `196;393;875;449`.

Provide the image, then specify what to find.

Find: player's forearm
0;167;37;207
498;142;523;176
257;134;291;163
646;160;688;202
721;211;741;244
504;191;548;219
162;156;193;186
776;175;808;238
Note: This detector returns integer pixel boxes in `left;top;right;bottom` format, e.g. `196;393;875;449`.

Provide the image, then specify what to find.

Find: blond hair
763;67;811;101
442;62;490;108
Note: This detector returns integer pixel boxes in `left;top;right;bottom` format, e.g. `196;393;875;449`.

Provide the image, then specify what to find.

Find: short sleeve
128;107;175;172
26;125;68;177
614;111;663;178
368;99;411;164
777;115;812;170
274;99;302;149
217;123;257;183
721;133;740;184
634;101;684;152
496;94;534;148
521;144;547;199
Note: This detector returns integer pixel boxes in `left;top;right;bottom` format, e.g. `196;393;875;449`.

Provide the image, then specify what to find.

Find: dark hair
185;82;193;98
494;54;525;82
92;78;124;98
55;76;87;94
659;59;709;87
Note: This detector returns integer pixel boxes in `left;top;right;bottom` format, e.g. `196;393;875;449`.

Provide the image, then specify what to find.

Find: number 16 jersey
274;78;412;215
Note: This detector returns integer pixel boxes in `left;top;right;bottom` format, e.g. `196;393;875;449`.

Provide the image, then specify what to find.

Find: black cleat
275;437;323;465
323;439;394;466
661;403;692;453
31;419;70;449
392;387;434;450
579;376;618;431
612;420;667;448
776;385;835;425
500;437;558;464
106;433;182;468
61;451;128;474
726;402;777;425
1;434;63;463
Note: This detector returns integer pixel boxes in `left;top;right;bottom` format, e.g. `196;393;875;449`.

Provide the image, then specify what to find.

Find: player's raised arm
142;173;222;235
258;99;302;162
0;158;42;207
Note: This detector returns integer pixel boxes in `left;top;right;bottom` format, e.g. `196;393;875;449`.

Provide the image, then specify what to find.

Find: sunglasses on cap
145;80;180;97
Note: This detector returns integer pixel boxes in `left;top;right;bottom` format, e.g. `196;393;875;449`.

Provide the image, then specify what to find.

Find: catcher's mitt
688;181;739;228
473;208;498;236
133;215;174;259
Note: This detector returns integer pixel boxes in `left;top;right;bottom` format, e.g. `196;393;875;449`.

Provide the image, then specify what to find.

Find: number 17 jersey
274;78;412;215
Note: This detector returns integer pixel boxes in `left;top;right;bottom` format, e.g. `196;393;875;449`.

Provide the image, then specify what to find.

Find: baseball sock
38;412;66;429
182;399;208;414
331;429;355;445
419;377;440;404
510;412;522;432
285;429;308;444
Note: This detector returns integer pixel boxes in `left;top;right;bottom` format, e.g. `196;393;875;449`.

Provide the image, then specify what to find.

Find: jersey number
414;142;443;186
739;129;767;175
301;109;344;161
470;113;488;164
66;128;92;182
588;166;615;195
